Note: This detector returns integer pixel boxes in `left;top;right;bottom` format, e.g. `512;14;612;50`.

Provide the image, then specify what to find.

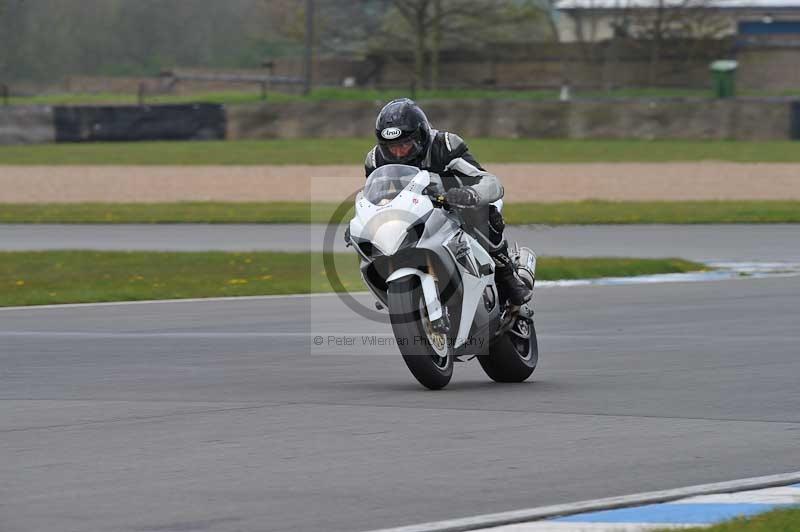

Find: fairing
350;166;500;353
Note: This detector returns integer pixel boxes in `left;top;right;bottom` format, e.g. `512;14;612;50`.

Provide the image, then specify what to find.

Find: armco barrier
226;100;381;140
53;104;226;142
0;106;55;144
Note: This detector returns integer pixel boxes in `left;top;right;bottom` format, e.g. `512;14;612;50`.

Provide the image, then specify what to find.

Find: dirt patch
1;163;799;203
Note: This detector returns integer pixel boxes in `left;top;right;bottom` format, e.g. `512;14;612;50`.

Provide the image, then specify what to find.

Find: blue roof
558;0;800;9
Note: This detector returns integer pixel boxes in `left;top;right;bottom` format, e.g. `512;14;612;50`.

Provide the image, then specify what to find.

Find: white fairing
445;231;495;348
350;164;499;352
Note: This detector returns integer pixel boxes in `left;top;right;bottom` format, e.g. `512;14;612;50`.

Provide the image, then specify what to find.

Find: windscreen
363;164;419;206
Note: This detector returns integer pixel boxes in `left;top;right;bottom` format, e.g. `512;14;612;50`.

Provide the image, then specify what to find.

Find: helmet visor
379;137;423;164
387;139;416;159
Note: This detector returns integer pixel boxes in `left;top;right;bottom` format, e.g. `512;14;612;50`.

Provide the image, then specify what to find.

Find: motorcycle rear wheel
478;319;538;383
387;278;453;390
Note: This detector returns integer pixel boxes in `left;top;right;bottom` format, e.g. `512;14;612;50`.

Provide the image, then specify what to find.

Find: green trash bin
710;60;738;99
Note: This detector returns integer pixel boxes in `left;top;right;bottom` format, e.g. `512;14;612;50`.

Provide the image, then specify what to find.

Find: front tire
387;278;453;390
478;319;538;383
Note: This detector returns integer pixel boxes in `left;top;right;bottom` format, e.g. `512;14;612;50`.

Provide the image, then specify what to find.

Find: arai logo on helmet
381;127;402;140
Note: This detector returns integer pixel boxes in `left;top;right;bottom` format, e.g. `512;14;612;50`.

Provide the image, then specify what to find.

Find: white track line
0;291;366;312
362;471;800;532
0;331;393;338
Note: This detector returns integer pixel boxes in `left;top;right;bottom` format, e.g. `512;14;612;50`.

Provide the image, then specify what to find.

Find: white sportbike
346;164;538;390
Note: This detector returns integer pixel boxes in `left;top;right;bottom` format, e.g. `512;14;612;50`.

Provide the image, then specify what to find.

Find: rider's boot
491;241;532;306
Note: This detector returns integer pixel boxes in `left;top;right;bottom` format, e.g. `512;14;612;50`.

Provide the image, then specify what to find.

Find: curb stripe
480;524;704;531
485;486;800;531
553;502;788;524
362;471;800;532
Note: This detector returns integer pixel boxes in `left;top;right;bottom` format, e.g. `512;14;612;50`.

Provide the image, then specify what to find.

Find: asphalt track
3;223;800;261
2;276;799;532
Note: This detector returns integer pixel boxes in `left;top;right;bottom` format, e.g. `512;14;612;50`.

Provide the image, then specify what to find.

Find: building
556;0;800;43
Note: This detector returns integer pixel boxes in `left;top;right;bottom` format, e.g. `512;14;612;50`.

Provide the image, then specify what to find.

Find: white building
555;0;800;42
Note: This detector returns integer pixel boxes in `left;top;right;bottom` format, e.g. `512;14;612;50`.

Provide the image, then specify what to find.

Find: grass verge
5;87;718;107
3;138;800;165
2;201;799;225
657;507;800;532
501;201;800;224
0;251;703;307
9;87;800;107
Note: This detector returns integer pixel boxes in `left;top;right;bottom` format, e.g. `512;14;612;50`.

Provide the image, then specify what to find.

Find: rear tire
478;320;538;383
388;278;453;390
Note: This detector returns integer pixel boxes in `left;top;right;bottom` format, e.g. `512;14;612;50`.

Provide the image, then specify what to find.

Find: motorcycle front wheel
387;277;453;390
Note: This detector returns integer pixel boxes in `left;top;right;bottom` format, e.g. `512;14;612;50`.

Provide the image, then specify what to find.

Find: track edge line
0;291;370;312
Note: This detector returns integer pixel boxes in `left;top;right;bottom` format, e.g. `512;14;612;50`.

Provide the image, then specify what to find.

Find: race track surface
3;223;800;261
2;277;799;532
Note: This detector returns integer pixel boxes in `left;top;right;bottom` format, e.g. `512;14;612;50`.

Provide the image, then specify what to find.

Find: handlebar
425;191;476;212
427;192;448;209
423;184;454;210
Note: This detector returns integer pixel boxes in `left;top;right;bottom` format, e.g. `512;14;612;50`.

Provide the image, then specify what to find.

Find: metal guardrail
159;70;305;100
160;71;304;85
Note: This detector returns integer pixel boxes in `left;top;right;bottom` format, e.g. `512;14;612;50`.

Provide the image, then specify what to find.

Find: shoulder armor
443;132;466;156
365;146;377;170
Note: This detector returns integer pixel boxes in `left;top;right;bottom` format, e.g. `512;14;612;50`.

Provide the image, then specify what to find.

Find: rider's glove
344;226;351;245
445;186;480;208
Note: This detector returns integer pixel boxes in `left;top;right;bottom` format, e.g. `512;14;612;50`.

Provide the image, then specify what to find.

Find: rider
364;98;532;306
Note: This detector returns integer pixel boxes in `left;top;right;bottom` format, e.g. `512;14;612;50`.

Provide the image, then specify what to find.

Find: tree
371;0;551;89
0;1;554;88
625;0;730;84
562;0;729;88
0;0;286;82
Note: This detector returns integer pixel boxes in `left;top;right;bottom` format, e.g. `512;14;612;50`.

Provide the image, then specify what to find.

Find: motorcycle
346;164;538;390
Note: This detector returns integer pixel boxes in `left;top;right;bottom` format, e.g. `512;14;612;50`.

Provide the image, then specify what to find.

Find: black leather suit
365;129;506;246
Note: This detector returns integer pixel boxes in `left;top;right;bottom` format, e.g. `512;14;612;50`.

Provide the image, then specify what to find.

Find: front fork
385;268;444;324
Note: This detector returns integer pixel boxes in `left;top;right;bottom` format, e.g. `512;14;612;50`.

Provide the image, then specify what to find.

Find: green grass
0;202;334;224
2;138;800;165
11;86;800;107
7;88;557;106
501;201;800;224
10;86;800;108
656;507;800;532
2;201;799;225
0;251;704;307
6;87;721;107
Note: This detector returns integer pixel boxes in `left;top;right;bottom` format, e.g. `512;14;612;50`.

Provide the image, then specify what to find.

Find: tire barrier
53;104;226;142
791;101;800;141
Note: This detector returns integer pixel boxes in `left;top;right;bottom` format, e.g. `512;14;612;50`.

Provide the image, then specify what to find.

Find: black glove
344;226;351;245
445;186;480;208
